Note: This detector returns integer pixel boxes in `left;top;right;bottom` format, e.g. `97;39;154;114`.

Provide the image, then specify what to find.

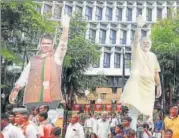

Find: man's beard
140;44;151;52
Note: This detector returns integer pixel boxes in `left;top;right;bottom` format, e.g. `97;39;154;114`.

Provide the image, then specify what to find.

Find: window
90;23;97;28
127;2;133;5
87;1;93;5
97;1;103;5
137;2;143;6
147;8;152;21
125;53;131;68
147;2;153;6
110;30;116;44
43;4;52;17
137;8;142;17
114;53;121;68
99;29;106;44
89;29;96;42
131;30;135;43
96;7;102;20
120;30;127;44
107;76;122;87
54;5;62;19
100;93;106;100
167;2;173;6
76;6;82;14
65;5;72;15
86;6;92;20
127;8;132;21
107;77;113;87
113;77;119;87
103;52;111;68
116;8;122;21
106;7;112;20
167;7;172;18
157;8;162;19
100;24;107;28
142;30;147;37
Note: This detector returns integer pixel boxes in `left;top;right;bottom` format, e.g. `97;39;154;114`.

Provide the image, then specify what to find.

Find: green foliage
152;19;179;53
151;16;179;103
1;0;58;61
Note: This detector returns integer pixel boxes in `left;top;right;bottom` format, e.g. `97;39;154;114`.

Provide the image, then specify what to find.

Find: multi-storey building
36;1;178;103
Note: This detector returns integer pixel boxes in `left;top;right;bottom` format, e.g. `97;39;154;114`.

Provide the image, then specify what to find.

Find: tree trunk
169;88;173;107
67;83;73;109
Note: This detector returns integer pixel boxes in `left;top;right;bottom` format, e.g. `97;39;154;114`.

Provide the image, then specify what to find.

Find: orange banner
84;104;91;112
116;104;122;112
105;104;112;111
72;104;81;111
94;104;103;111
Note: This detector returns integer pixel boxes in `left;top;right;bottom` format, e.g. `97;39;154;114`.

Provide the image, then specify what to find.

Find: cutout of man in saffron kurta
9;15;70;109
120;15;162;131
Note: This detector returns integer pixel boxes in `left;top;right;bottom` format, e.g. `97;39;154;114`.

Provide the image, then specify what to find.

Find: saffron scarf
39;52;53;102
21;122;29;135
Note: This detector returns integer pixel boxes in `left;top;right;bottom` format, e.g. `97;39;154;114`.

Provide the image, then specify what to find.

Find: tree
62;14;107;108
151;16;179;108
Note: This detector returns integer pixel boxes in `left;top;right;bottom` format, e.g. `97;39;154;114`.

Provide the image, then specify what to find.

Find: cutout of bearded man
9;15;70;110
120;15;162;131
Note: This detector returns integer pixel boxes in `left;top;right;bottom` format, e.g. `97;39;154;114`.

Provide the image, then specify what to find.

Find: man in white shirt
97;112;110;138
1;113;25;138
84;114;93;133
39;104;58;125
144;116;154;131
90;114;98;134
109;113;119;136
65;115;85;138
14;108;38;138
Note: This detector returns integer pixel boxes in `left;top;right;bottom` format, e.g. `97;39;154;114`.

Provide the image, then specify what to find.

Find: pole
169;88;173;107
161;67;165;119
122;47;125;90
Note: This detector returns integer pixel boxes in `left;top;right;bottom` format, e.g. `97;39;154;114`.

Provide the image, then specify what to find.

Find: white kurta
84;117;97;134
25;123;38;138
65;122;85;138
110;117;119;127
97;119;110;138
84;118;93;128
120;41;160;116
91;117;97;134
2;124;25;138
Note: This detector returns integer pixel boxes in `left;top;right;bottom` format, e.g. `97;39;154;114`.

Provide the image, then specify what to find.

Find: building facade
37;1;178;91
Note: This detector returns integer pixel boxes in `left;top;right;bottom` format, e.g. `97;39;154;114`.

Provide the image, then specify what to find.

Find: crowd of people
1;104;179;138
1;104;61;138
80;105;178;138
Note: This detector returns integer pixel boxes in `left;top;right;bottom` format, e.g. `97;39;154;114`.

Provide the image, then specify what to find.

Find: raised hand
9;89;19;104
9;85;20;104
136;15;146;28
61;14;70;28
